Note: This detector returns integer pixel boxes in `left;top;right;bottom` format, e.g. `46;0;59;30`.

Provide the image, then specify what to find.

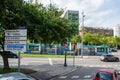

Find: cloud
40;0;119;27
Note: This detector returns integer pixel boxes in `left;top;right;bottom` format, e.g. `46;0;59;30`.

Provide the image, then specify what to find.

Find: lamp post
64;42;68;67
81;11;85;58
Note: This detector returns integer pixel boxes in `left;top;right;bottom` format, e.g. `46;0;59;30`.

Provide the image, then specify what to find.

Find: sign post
4;29;27;72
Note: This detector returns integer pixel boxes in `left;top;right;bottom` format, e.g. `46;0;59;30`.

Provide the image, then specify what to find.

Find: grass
20;53;74;58
0;68;36;74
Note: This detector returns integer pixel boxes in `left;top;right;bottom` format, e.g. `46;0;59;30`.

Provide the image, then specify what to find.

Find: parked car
100;54;119;62
0;72;38;80
93;68;120;80
8;51;19;58
111;48;117;52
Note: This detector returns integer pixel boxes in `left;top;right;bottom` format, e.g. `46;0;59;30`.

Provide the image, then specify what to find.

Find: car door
107;55;114;61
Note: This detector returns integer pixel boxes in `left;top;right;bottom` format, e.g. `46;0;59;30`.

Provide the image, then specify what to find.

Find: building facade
80;26;113;36
27;0;40;4
64;10;79;24
114;24;120;37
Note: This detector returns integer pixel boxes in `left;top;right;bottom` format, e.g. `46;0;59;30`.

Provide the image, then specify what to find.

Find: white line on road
72;76;79;78
49;58;53;65
59;76;67;79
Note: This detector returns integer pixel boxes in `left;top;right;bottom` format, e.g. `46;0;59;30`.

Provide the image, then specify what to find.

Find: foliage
83;32;120;48
71;35;81;43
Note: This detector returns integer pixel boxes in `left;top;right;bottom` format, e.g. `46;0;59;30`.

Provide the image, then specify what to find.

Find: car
110;48;117;52
93;68;120;80
100;54;119;62
8;51;19;58
0;72;38;80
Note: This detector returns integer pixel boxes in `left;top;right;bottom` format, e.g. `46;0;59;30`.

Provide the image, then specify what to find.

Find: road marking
83;75;92;78
81;64;120;68
78;79;93;80
49;58;53;65
59;76;67;79
72;75;79;78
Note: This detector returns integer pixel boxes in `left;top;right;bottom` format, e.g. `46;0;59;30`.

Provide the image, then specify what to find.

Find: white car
0;72;38;80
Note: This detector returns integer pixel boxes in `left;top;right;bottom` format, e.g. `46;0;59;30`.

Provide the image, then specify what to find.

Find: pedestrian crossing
58;75;93;80
80;64;120;68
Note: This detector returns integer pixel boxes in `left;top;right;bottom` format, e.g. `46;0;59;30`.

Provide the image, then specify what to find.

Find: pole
64;50;67;67
73;52;75;67
81;11;85;58
64;43;67;67
18;51;20;72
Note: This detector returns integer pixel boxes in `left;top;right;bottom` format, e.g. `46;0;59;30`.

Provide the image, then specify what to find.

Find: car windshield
99;72;113;80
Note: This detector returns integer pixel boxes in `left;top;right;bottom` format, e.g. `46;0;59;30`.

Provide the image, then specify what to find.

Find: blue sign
7;44;24;49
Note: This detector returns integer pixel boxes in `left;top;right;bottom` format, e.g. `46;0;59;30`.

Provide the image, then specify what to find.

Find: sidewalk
24;64;78;80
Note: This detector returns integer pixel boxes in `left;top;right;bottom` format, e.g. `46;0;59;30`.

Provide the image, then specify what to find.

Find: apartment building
79;26;113;36
114;24;120;37
64;10;79;24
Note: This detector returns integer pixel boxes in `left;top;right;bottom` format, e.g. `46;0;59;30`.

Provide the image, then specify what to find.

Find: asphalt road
0;51;120;80
0;54;120;70
50;67;100;80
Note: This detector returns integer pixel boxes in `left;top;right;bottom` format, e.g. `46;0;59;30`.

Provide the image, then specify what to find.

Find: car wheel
115;58;119;62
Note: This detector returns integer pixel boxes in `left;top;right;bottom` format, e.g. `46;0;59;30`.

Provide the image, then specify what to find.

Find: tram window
97;48;105;52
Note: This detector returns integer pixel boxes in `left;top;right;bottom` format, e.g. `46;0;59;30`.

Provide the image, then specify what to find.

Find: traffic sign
6;44;24;49
4;29;27;52
5;29;27;36
5;36;27;41
5;40;26;44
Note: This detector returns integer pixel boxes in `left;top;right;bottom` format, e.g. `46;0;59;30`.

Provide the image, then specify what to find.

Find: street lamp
81;11;85;58
64;42;68;67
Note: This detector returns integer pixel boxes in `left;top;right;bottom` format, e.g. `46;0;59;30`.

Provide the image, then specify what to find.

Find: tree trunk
0;51;10;70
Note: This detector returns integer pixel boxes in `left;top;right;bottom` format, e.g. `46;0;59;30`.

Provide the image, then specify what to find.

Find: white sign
76;43;81;49
5;40;26;44
4;29;27;52
5;29;27;36
5;36;27;41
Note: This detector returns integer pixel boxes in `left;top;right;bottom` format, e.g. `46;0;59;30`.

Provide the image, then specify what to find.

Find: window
99;72;112;80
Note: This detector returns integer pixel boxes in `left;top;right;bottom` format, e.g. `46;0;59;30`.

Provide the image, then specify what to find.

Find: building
64;10;79;24
27;0;40;4
79;26;113;36
114;24;120;37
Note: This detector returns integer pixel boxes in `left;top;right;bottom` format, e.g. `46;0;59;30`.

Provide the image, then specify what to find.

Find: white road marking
59;76;67;79
81;64;120;68
49;58;53;65
72;75;79;78
83;75;92;78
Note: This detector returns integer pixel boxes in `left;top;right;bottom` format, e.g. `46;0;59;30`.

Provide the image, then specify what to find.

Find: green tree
0;0;25;70
0;1;78;70
71;35;81;43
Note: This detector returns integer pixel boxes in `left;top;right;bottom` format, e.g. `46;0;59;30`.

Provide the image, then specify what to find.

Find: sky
32;0;120;28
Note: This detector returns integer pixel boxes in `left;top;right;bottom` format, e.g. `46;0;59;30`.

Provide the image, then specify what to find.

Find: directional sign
6;44;24;49
5;40;26;44
4;29;27;52
5;36;27;41
5;29;27;36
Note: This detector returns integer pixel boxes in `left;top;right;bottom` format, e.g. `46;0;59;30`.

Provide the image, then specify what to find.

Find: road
0;52;120;80
0;56;120;69
50;67;100;80
0;55;120;69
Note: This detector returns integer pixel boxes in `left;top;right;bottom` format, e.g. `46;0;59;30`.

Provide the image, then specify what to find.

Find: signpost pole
18;51;20;72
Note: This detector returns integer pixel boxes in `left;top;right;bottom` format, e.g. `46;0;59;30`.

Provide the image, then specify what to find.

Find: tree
71;35;81;43
26;4;78;44
0;1;78;70
0;0;25;70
